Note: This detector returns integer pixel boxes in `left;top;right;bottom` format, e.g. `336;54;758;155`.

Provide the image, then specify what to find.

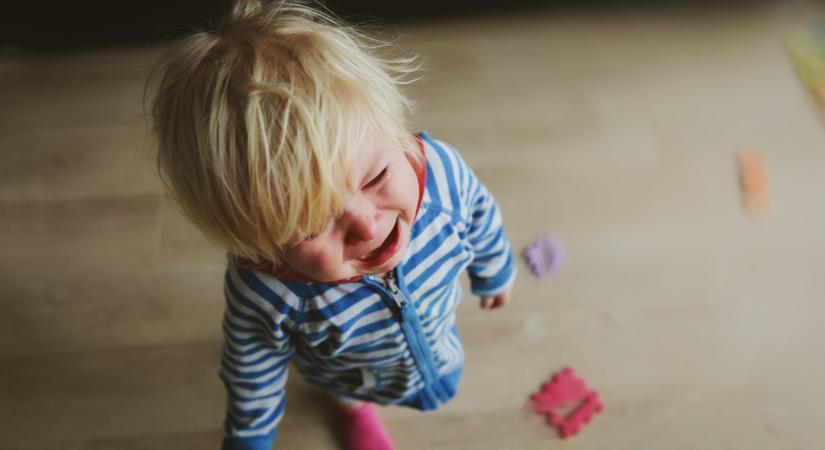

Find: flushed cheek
308;250;344;277
399;167;421;217
401;190;419;222
286;245;343;280
384;180;417;218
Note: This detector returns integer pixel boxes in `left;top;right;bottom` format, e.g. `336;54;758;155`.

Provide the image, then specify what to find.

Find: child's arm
463;169;515;308
425;136;516;306
220;266;300;450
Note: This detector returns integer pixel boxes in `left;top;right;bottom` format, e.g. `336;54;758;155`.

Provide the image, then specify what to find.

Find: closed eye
363;166;388;189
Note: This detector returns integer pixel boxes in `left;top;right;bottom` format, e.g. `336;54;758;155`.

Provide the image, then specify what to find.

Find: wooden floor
3;3;825;449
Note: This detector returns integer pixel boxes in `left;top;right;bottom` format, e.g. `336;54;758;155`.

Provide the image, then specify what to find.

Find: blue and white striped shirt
221;132;515;450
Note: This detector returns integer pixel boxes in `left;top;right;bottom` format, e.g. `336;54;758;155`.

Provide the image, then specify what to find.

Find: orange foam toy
737;148;769;215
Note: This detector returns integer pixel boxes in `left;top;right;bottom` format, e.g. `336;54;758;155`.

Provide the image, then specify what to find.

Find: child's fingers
491;291;511;309
493;296;505;309
480;294;510;310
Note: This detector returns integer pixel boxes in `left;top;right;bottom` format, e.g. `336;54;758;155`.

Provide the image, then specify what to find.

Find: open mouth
356;217;401;266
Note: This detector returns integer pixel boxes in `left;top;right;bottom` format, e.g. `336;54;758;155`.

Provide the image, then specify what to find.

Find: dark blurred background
1;0;531;50
0;0;769;50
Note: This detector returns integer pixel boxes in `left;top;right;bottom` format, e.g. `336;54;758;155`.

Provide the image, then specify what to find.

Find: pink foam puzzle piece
547;392;603;438
529;367;603;439
530;367;588;411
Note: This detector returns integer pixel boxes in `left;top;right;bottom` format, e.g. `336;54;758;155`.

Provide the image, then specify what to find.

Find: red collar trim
412;133;427;217
240;134;428;283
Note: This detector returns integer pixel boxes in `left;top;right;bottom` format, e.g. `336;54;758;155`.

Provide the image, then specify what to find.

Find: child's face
281;134;420;282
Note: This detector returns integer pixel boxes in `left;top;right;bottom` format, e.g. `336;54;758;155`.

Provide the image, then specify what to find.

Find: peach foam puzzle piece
738;148;770;215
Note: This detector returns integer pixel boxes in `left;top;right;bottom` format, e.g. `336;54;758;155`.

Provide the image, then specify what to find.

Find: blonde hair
149;0;418;268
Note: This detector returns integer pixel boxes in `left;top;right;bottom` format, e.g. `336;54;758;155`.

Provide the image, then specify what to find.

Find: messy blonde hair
149;0;418;268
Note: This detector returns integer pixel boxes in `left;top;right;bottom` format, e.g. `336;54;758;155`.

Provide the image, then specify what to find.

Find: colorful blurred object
523;234;564;279
528;367;603;439
738;148;770;216
787;27;825;121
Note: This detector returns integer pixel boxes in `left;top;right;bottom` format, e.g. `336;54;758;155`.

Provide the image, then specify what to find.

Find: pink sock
340;403;395;450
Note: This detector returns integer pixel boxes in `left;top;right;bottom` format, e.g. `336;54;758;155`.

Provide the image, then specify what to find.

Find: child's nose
343;201;379;245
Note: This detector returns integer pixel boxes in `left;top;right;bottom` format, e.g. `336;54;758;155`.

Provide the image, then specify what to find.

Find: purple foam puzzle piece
523;235;564;278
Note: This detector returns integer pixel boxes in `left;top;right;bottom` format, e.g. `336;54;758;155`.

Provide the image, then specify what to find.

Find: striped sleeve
220;263;303;450
426;135;516;296
464;175;516;296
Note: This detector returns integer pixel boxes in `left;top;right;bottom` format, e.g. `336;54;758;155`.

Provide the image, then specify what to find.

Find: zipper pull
384;270;399;294
382;269;406;311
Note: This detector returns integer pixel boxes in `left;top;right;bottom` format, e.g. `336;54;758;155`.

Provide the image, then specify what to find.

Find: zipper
367;268;441;387
383;269;406;309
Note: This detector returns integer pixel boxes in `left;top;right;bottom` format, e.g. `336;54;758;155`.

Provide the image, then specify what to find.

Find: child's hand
479;288;511;310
